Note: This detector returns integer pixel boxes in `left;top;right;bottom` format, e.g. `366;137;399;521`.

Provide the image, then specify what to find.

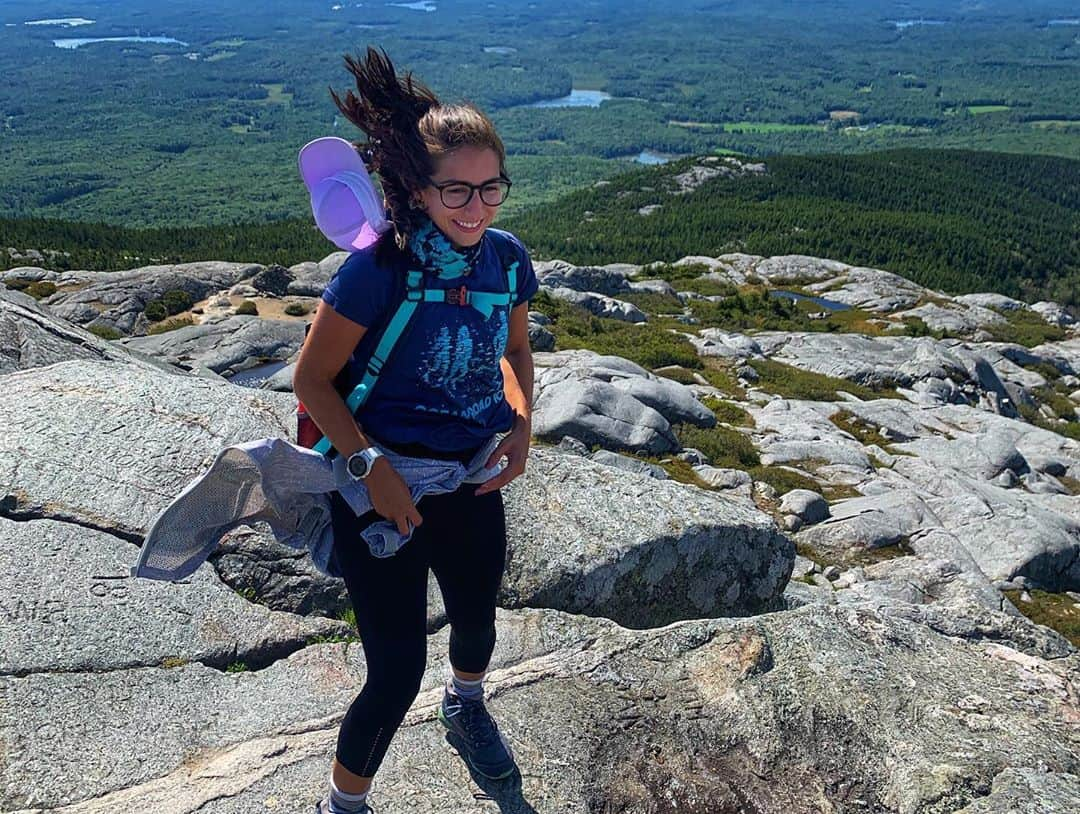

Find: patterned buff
407;214;484;281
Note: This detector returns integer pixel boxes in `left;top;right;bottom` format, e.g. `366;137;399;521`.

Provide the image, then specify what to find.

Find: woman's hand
474;413;531;496
365;458;423;535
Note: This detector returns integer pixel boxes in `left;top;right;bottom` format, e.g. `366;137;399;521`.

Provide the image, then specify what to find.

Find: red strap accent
446;285;469;306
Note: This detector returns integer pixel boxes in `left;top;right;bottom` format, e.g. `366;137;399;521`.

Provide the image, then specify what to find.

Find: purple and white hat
298;136;391;252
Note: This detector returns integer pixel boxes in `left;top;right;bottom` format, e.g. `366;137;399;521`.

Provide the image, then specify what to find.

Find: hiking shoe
314;797;373;814
438;689;516;779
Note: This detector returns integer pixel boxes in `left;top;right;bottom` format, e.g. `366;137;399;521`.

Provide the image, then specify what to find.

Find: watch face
347;453;370;479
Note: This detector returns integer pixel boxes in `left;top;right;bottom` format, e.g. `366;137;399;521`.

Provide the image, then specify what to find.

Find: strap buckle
445;285;469;306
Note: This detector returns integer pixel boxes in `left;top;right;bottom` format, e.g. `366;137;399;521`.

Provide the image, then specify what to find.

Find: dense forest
5;149;1078;308
1;0;1078;226
504;149;1080;306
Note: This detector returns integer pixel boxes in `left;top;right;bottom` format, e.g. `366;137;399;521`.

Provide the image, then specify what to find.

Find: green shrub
702;396;755;427
143;300;167;321
284;301;310;316
236;299;258;316
674;423;759;469
147;316;194;335
87;324;123;340
654;366;701;385
749;465;822;496
749;358;898;401
830;409;892;446
25;281;57;299
160;288;193;315
621;291;684;314
988;308;1067;348
530;290;701;370
1005;590;1080;648
640;261;716;283
225;661;249;673
3;277;30;290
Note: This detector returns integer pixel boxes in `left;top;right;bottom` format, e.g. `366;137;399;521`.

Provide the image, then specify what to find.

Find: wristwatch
345;447;384;480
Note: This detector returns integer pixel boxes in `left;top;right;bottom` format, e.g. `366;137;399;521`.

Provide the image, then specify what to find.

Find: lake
528;89;611;108
1048;19;1080;26
54;36;188;50
483;46;517;55
635;150;674;165
25;18;95;27
889;19;946;29
388;1;437;10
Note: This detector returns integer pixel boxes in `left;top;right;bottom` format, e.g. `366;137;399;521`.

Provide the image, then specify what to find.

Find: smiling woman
292;47;539;814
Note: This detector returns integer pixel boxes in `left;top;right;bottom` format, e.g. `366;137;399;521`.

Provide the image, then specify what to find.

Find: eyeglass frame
428;175;512;209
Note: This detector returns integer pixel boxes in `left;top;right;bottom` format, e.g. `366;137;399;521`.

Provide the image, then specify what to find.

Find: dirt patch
829;110;860;122
188;294;317;323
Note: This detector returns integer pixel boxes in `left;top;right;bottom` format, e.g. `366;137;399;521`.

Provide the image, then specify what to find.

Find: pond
635;150;677;165
53;36;188;49
527;89;611;108
227;360;289;389
387;1;437;11
770;290;851;311
888;19;946;29
25;18;95;27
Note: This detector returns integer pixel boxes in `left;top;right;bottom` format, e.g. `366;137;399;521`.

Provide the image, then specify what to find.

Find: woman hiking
293;48;538;814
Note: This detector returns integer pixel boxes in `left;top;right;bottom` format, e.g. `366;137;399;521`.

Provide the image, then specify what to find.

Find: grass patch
640;261;724;284
147;316;194;334
987;308;1067;347
654;365;702;385
702;396;755;427
160;656;188;669
750;465;823;496
967;105;1011;115
225;661;249;673
749;358;898;401
700;358;747;399
830;409;892;446
674;423;758;469
530;290;702;369
621;290;685;314
87;324;123;340
306;632;360;645
1004;590;1080;648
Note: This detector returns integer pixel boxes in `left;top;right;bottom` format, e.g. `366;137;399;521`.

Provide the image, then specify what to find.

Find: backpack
296;231;522;456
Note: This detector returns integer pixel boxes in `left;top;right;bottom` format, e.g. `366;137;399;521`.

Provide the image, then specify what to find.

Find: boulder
532;377;678;454
588;449;669;480
0;517;349;676
545;286;646;323
0;286;177;376
534;259;633;297
0;360;295;537
118;315;305;374
779;489;829;524
250;264;294;297
501;447;794;625
46;261;263;335
608;375;716;428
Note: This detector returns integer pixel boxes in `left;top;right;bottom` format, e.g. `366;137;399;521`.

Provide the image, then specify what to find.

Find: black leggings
329;482;507;778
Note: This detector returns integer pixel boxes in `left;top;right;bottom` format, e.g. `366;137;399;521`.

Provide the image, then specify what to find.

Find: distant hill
4;149;1078;307
502;149;1080;306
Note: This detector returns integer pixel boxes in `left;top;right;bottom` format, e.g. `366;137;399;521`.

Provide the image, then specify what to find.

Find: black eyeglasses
430;175;512;209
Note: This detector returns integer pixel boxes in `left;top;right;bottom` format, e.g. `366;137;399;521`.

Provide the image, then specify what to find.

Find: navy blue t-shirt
321;228;539;453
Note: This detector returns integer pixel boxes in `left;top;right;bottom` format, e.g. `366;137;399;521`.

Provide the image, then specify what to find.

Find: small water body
228;360;289;389
387;1;436;11
635;150;672;165
25;18;96;27
770;290;851;311
1048;19;1080;26
528;89;611;108
889;19;946;29
483;46;517;55
54;35;187;49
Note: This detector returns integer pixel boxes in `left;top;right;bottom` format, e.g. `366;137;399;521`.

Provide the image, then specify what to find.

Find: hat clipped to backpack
298;136;391;252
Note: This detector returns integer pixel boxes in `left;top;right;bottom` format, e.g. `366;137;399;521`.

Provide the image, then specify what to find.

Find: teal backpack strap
312;269;425;455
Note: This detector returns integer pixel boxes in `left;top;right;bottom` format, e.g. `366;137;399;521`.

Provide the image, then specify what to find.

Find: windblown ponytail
330;47;508;263
329;47;439;255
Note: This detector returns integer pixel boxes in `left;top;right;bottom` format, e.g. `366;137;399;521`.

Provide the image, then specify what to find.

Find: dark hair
329;47;507;264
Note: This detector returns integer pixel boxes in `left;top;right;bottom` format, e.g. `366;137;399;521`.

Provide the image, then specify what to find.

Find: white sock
448;670;485;700
328;775;369;813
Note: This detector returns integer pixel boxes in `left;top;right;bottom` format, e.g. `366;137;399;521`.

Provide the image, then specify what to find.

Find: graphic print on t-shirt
418;307;509;420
